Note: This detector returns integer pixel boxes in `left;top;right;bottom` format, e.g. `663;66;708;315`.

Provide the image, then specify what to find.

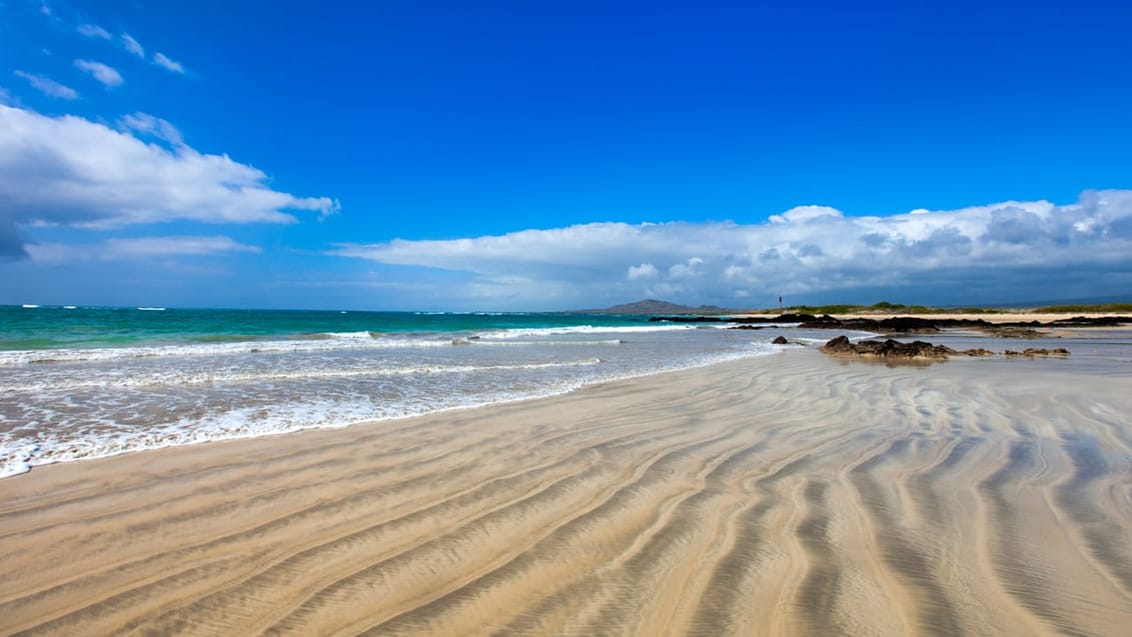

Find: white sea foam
0;341;785;480
480;324;696;339
0;327;656;366
475;339;623;347
0;358;603;393
0;441;35;479
0;334;479;366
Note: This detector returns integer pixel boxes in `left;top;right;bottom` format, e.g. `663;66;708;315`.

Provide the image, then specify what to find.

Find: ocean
0;305;812;479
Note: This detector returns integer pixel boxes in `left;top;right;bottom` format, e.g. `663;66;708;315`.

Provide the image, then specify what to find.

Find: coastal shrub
784;304;864;314
1034;303;1132;313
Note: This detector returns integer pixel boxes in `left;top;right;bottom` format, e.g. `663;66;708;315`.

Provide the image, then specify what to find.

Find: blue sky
2;0;1131;310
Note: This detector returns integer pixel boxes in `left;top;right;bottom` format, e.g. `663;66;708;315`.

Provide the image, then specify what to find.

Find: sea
0;305;824;479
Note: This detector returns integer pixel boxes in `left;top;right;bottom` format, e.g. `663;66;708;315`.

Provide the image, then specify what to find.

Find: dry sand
2;348;1132;636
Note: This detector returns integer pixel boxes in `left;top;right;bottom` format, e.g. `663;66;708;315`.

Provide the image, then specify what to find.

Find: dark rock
820;335;853;351
772;336;790;345
1049;315;1132;326
980;326;1046;338
797;314;844;328
653;313;1128;335
794;314;1128;334
957;348;997;357
1005;348;1070;357
821;317;944;334
820;336;956;359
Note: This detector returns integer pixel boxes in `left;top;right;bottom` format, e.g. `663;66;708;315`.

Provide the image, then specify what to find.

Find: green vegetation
775;302;1007;315
782;304;863;314
1033;303;1132;313
778;301;950;314
755;300;1131;315
774;300;1127;316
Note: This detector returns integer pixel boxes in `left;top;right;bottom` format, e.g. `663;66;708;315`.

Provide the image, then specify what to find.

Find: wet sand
2;347;1131;635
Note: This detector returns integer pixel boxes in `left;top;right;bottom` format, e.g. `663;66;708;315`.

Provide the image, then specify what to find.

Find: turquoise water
0;305;649;351
1;305;797;478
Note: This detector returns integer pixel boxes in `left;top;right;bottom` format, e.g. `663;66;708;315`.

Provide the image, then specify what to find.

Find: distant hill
577;299;741;315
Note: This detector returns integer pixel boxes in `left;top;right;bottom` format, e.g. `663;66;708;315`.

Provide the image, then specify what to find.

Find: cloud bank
336;191;1132;308
0;104;339;261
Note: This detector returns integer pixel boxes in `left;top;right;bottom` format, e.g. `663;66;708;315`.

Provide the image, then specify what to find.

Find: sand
2;347;1132;636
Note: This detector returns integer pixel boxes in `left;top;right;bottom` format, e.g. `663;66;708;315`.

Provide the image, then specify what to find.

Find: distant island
576;299;741;315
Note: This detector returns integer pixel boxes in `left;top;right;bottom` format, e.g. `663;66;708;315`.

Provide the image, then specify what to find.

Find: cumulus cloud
13;70;79;99
627;263;658;280
153;52;185;74
334;190;1132;308
74;59;123;87
668;257;704;279
0;104;339;260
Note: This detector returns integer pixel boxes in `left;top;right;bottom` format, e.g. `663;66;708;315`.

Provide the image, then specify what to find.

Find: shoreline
0;345;785;482
3;338;1132;634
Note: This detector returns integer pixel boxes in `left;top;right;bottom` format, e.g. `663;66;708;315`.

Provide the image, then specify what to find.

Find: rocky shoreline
649;311;1127;362
818;335;1070;361
651;312;1131;337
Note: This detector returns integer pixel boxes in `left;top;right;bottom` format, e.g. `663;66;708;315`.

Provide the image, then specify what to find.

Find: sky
1;0;1131;311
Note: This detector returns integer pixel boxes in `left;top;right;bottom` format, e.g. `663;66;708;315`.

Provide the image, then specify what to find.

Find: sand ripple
1;350;1131;635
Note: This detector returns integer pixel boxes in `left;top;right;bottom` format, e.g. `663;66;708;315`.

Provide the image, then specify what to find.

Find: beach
3;336;1131;636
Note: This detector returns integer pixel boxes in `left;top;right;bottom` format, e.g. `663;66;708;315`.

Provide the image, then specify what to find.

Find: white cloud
78;25;146;59
78;23;111;39
153;52;185;74
26;235;260;264
122;34;145;58
105;235;260;259
13;70;79;99
627;263;658;280
118;112;183;146
0;104;339;260
769;205;843;224
668;257;704;279
333;190;1132;308
74;59;124;87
